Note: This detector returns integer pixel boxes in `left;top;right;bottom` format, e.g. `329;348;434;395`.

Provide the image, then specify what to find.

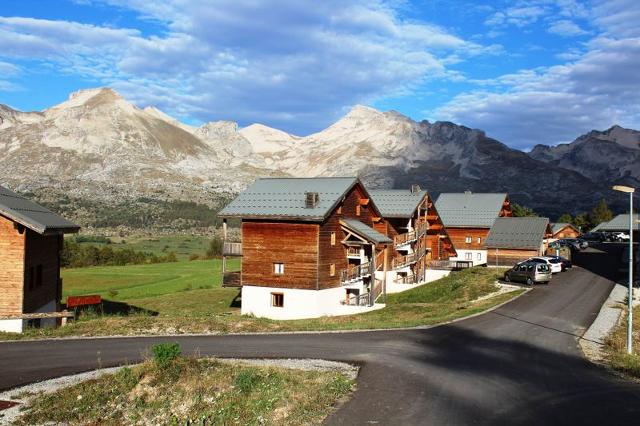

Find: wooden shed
484;217;553;266
219;177;392;320
0;186;80;333
550;222;581;239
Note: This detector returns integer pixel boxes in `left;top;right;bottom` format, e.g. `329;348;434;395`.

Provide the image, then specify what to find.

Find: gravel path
580;282;626;362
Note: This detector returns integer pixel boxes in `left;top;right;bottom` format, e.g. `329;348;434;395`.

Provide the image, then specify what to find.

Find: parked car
582;232;606;242
528;256;564;273
612;232;630;241
548;255;572;270
557;238;582;251
504;262;552;285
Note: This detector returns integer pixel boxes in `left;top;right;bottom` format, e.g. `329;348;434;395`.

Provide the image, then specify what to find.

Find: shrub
151;343;181;369
206;236;224;258
234;368;262;393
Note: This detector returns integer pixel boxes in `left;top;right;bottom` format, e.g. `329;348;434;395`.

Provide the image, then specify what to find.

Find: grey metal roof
484;217;550;250
593;214;640;232
435;192;508;228
219;177;360;221
367;189;427;218
550;222;578;234
341;218;392;244
0;186;80;235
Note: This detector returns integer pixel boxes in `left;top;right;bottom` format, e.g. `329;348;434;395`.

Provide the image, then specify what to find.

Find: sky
0;0;639;150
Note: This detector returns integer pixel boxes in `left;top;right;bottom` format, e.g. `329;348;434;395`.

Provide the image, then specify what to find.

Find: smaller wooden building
592;214;639;240
550;222;580;239
0;186;80;333
484;217;553;266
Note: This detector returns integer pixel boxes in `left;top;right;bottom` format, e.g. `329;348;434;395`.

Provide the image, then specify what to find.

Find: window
476;252;482;261
465;236;472;244
331;232;336;246
274;263;284;274
465;252;473;260
356;205;361;216
271;293;284;307
477;237;481;244
330;264;336;277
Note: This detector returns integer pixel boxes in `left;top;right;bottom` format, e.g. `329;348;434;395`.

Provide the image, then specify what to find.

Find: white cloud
0;0;493;133
547;19;589;37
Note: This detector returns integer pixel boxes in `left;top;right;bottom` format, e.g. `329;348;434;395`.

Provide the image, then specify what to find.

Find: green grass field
74;235;213;260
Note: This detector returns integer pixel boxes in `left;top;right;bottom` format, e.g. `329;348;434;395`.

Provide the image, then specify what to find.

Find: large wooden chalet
367;186;457;286
219;177;393;320
0;186;80;333
435;192;512;266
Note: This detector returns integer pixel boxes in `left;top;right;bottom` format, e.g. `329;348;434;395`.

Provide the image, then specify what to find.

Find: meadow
74;234;213;261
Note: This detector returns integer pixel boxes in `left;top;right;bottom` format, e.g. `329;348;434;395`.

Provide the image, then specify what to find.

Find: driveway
2;244;640;425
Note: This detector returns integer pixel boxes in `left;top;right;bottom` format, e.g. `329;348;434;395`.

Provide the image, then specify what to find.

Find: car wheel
526;277;533;286
504;274;511;282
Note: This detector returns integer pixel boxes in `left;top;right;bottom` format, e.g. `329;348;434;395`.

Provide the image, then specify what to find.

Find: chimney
305;192;320;208
411;184;421;194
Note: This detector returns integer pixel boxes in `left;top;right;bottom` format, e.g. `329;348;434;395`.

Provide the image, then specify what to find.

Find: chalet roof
341;218;392;245
550;222;579;235
435;192;508;228
484;217;550;250
0;186;80;235
367;189;427;218
592;214;640;232
219;177;365;221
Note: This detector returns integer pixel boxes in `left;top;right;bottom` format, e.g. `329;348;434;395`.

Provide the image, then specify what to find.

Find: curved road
2;244;640;425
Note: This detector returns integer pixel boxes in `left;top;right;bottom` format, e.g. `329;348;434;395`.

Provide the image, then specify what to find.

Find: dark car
558;238;582;251
582;232;606;242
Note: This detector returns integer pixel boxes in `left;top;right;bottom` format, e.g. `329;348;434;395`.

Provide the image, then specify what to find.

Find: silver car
504;261;552;285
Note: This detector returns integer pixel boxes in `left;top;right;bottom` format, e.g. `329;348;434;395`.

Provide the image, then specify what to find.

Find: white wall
241;285;382;320
0;319;23;333
0;299;58;334
450;249;487;266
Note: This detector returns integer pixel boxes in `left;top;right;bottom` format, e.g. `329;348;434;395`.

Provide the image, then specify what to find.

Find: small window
331;232;336;246
330;264;336;277
271;293;284;307
36;265;43;288
476;252;482;260
465;252;473;260
274;263;284;275
477;237;481;244
465;236;472;244
356;205;361;216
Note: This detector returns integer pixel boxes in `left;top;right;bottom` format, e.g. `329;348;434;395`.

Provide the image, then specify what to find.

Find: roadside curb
0;288;531;344
579;282;627;363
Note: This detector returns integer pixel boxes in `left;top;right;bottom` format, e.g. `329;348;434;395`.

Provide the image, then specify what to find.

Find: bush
151;343;181;369
234;368;263;393
206;236;224;258
61;240;179;268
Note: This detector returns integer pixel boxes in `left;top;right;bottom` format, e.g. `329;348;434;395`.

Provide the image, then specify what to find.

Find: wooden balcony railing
223;242;242;256
375;250;385;271
427;260;473;270
346;247;361;257
392;249;426;269
394;230;417;247
340;261;373;284
394;274;418;284
341;292;370;306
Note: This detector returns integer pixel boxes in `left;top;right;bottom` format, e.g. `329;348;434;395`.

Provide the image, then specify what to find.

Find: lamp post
613;185;635;354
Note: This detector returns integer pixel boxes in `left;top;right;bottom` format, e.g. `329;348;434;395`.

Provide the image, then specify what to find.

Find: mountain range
0;87;637;229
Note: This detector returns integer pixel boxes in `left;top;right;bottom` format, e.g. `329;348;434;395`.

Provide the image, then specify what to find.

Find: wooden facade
487;248;540;267
0;216;65;317
551;224;580;239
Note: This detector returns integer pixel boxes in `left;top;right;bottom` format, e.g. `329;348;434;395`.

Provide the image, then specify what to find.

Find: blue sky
0;0;639;149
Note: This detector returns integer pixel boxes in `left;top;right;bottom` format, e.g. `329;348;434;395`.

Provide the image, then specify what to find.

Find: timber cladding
447;227;490;250
487;248;539;266
241;221;319;289
318;184;377;289
0;215;25;315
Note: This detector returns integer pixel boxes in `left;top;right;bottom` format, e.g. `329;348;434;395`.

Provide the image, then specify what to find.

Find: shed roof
592;214;640;232
367;189;427;218
341;218;392;244
0;186;80;235
435;192;507;228
484;217;550;250
550;222;579;235
219;177;364;221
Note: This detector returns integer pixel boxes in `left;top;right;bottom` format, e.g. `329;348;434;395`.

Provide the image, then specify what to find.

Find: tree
589;199;614;228
206;236;224;258
511;203;538;217
557;213;574;223
573;213;590;232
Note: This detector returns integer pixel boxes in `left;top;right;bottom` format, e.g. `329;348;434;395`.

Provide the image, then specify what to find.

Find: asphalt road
2;244;640;425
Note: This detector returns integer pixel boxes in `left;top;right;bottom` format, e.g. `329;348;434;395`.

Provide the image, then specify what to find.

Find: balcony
223;242;242;256
341;261;373;284
346;247;362;258
394;274;418;285
427;260;473;270
392;249;426;269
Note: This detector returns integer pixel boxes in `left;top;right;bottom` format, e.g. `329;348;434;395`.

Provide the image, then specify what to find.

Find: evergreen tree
589;199;614;227
511;203;538;217
557;213;573;223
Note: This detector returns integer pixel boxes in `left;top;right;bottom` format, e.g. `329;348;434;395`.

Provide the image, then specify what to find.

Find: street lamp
613;185;635;354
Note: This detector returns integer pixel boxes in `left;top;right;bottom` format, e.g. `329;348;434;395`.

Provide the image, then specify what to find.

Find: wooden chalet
435;192;512;266
550;222;581;239
0;186;80;333
219;177;392;320
484;217;553;266
367;186;458;286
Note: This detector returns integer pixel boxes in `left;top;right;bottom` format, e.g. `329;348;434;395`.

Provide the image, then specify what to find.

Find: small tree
557;213;573;223
206;236;224;258
512;203;538;217
573;213;590;231
589;199;614;228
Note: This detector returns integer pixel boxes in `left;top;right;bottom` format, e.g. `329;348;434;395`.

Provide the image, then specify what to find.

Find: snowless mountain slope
0;87;632;224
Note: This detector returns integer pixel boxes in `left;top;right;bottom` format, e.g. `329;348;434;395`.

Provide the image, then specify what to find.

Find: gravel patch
0;358;358;424
474;281;526;302
580;282;627;363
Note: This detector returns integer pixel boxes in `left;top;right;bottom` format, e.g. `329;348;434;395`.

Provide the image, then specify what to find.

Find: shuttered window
271;293;284;307
331;232;336;246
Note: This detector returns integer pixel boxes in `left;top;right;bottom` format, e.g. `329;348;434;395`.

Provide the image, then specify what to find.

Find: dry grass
14;358;354;426
603;305;640;377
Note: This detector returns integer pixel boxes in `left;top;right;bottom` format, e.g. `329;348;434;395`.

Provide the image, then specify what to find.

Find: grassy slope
14;358;353;426
0;265;523;340
75;235;213;261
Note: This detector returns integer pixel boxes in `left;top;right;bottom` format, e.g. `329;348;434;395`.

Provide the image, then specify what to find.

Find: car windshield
548;259;561;263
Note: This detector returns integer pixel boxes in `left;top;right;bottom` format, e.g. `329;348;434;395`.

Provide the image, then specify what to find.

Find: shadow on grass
229;290;242;309
66;300;159;317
